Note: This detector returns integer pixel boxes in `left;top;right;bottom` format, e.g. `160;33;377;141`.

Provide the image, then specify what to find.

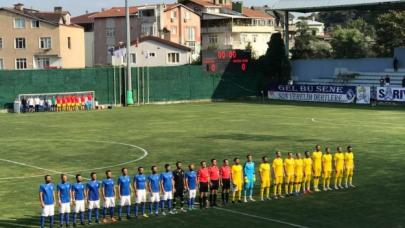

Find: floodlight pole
125;0;134;105
284;11;289;54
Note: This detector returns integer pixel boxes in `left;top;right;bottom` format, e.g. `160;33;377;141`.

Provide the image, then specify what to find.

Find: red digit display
210;63;217;72
241;63;247;72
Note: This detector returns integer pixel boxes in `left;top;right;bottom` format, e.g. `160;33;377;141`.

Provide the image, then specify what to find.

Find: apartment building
0;4;85;70
86;3;200;66
180;0;277;58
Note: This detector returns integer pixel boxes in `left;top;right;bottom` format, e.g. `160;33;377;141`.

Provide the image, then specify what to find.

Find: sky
0;0;278;16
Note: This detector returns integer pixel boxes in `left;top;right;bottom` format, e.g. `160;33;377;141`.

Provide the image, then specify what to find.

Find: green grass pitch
0;102;404;228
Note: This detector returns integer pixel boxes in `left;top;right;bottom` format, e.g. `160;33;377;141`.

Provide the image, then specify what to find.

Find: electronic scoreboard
202;49;251;73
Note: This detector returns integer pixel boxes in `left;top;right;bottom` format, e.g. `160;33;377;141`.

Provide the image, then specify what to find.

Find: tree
331;26;370;58
258;33;291;89
291;21;332;59
374;10;405;56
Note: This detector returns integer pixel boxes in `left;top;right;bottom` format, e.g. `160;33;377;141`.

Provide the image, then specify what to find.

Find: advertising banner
376;87;405;102
356;86;371;104
268;84;356;103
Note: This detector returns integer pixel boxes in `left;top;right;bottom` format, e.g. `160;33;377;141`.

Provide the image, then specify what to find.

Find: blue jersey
39;183;54;205
57;182;71;203
118;175;131;196
87;180;100;201
134;174;146;190
72;182;85;201
185;171;197;190
244;162;255;179
102;178;115;197
160;172;173;192
148;174;160;193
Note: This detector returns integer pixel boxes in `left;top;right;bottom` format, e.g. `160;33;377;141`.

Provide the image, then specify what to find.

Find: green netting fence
0;65;260;110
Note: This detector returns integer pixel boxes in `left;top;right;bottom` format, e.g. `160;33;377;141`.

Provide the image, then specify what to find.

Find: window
15;37;26;49
0;59;4;69
185;11;191;20
171;10;177;19
253;35;258;43
31;20;40;28
130;54;136;63
142;24;155;36
36;57;50;69
67;37;71;49
0;38;3;49
149;52;155;57
15;58;27;69
171;26;177;35
106;28;115;37
186;27;195;41
167;52;180;63
40;37;52;49
14;18;25;28
208;35;218;44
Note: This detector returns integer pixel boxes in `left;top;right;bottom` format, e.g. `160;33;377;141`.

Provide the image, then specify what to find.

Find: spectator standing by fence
402;77;405;87
379;77;385;86
385;75;391;86
393;57;399;72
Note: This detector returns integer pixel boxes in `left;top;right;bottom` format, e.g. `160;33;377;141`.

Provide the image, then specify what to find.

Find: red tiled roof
242;7;274;19
91;7;138;18
188;0;221;7
71;12;98;24
130;36;191;51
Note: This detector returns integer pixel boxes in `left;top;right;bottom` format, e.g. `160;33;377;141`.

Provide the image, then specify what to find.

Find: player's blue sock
40;216;45;228
109;207;114;218
141;203;145;215
49;216;54;226
249;189;253;197
87;209;92;222
79;212;84;223
65;213;69;225
188;199;192;208
126;205;131;216
95;208;99;221
135;203;139;216
118;207;122;217
155;202;159;214
191;198;195;208
168;199;172;210
160;200;165;212
149;202;153;214
59;213;64;225
102;207;107;218
73;213;77;224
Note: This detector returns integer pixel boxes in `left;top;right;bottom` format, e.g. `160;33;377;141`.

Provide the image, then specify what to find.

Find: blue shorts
244;179;254;189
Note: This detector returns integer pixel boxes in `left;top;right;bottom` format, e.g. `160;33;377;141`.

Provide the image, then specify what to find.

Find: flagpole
125;0;134;105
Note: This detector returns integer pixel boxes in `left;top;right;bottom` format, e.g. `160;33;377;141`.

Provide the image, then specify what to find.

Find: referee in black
173;161;186;212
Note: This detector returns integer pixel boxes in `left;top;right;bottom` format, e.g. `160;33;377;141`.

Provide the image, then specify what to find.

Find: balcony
232;25;276;33
201;26;231;34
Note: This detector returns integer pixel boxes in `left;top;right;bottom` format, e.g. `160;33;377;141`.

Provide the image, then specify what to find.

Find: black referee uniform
173;168;185;209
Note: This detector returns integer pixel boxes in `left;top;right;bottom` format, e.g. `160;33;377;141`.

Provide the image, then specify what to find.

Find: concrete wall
59;25;85;68
292;58;393;81
84;32;94;67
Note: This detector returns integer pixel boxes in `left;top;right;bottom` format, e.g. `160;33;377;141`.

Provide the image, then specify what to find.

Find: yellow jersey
322;154;333;171
303;158;313;175
294;159;304;176
231;164;243;182
272;158;284;177
284;158;295;176
259;163;271;180
344;152;354;169
334;153;345;170
312;151;323;168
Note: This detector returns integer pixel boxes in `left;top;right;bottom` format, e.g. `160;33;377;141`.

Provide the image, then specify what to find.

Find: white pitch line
0;139;149;180
311;118;317;123
215;207;308;228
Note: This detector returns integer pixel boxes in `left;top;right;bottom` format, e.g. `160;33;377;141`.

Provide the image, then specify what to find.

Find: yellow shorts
261;179;271;188
335;169;344;177
274;176;284;185
285;175;294;183
295;175;303;183
233;181;243;191
314;167;322;177
323;170;332;178
346;168;353;176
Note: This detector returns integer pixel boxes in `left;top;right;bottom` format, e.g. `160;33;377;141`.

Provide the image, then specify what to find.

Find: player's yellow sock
349;176;353;185
273;185;277;196
334;177;338;187
327;178;331;188
302;181;306;191
237;191;242;200
278;185;282;195
322;178;326;189
338;177;343;186
284;183;289;194
289;184;293;194
297;183;301;192
266;188;270;198
232;191;236;201
260;187;264;199
313;178;319;190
